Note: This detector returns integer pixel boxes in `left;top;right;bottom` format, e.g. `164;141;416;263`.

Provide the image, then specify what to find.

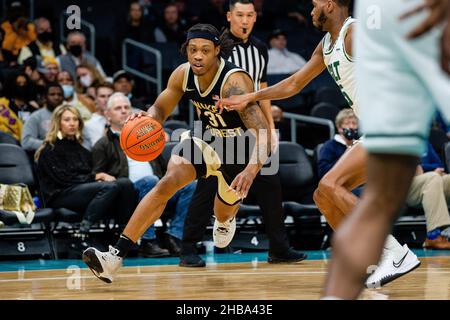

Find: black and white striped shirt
224;33;268;91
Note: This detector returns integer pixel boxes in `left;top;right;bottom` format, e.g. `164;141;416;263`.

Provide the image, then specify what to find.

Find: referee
179;0;307;267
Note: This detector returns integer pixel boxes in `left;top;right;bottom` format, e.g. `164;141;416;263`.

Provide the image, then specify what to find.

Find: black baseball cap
268;29;286;41
113;70;133;82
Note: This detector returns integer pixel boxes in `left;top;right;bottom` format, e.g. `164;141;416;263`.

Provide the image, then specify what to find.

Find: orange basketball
120;116;165;162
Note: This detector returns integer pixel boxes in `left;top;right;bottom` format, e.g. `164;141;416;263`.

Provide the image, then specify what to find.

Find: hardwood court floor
0;252;449;300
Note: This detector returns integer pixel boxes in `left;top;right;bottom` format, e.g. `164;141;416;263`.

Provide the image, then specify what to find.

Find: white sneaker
365;244;420;288
213;217;236;248
82;245;123;284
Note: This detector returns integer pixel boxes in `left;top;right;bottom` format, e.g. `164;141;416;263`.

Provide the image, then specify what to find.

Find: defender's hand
213;94;253;113
400;0;449;39
442;18;450;74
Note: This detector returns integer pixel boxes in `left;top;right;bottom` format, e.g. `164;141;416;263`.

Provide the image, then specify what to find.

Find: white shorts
355;0;450;156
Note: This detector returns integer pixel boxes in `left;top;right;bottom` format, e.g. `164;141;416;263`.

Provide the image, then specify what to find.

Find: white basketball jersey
322;17;358;116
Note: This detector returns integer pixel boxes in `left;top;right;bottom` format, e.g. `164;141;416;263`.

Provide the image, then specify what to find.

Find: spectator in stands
83;82;114;149
75;63;105;102
120;1;155;44
35;104;137;239
57;31;106;81
57;70;94;121
409;142;450;248
23;56;47;106
271;105;290;141
1;2;36;64
21;83;64;153
253;0;275;31
154;3;187;45
92;93;196;256
285;0;311;26
112;70;148;110
267;29;306;75
18;17;66;65
0;27;5;66
317;109;358;179
40;56;60;83
173;0;190;26
318;109;450;249
199;0;228;31
0;71;39;141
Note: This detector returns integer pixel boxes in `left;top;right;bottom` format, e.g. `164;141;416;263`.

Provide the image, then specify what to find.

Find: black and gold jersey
182;58;251;139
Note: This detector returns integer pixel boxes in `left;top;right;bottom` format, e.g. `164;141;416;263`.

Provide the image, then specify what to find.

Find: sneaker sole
365;260;421;288
268;254;308;264
82;249;112;284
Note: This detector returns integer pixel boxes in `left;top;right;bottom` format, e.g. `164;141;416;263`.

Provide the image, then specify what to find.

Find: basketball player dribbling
323;0;450;299
216;0;420;287
82;23;272;283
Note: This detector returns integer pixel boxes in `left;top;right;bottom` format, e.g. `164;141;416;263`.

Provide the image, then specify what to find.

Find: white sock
383;234;403;252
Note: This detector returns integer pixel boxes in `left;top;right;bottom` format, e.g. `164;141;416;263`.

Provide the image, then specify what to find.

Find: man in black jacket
92;93;197;257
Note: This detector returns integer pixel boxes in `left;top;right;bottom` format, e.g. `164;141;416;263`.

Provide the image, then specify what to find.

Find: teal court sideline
1;249;450;273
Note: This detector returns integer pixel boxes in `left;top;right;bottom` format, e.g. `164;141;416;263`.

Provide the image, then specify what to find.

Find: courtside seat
0;144;56;258
0;208;55;225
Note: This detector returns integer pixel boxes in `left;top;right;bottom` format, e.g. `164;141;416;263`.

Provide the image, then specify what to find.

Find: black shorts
171;136;247;206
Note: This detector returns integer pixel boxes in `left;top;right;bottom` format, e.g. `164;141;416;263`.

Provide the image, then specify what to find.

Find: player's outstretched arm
215;41;326;112
400;0;450;74
127;64;186;124
442;6;450;74
221;72;270;198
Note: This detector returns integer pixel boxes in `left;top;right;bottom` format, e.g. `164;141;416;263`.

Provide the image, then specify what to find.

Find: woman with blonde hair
36;104;137;238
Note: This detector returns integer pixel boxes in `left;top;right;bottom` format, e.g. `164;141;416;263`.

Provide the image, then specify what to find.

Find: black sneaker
268;248;307;264
140;240;170;258
166;235;182;256
179;253;206;267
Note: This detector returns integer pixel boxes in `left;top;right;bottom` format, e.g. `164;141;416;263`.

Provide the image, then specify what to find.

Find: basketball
120;116;165;162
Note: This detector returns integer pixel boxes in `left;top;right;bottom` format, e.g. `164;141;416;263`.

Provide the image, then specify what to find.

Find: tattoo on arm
223;81;246;98
223;81;271;168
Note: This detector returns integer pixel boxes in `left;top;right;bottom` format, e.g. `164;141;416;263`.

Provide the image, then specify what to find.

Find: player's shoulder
225;69;254;89
169;62;190;85
175;62;190;75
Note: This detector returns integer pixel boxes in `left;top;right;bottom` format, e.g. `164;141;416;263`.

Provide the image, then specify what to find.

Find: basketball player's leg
121;155;197;242
313;143;366;230
82;155;197;283
324;0;439;298
211;195;240;248
325;154;418;298
214;196;240;222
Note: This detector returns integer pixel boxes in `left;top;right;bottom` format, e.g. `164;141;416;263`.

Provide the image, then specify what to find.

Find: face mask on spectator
68;44;82;57
37;31;53;43
62;84;74;98
80;74;93;88
342;128;359;141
